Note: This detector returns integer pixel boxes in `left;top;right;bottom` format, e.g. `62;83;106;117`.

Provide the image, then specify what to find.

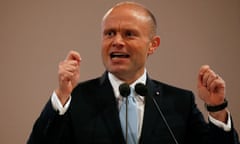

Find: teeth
110;53;129;58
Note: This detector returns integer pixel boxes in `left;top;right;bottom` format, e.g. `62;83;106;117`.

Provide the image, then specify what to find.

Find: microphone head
119;83;130;97
135;83;148;96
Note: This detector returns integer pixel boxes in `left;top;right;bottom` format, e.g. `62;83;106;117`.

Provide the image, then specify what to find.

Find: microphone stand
125;96;128;144
119;83;131;144
135;83;179;144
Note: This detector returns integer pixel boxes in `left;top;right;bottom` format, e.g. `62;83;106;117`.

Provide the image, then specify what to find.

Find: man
28;1;239;144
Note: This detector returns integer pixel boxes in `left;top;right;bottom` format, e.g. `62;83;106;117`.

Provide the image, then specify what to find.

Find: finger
59;62;74;75
209;79;219;93
64;66;78;73
59;61;78;79
198;65;210;87
206;75;217;90
66;50;82;63
202;70;216;88
62;61;79;73
202;71;210;87
59;70;74;81
199;65;210;76
208;75;225;93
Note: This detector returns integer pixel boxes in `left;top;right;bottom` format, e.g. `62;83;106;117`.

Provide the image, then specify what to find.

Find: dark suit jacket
28;72;239;144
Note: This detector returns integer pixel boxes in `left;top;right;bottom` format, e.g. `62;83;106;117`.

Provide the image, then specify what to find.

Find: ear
148;36;160;55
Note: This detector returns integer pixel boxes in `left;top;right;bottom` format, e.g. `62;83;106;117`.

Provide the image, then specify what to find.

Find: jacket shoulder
150;79;193;95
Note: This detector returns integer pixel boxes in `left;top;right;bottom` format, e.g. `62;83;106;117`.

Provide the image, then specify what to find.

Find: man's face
101;5;156;82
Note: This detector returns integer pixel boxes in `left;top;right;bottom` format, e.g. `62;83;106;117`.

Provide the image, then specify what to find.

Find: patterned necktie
119;87;138;144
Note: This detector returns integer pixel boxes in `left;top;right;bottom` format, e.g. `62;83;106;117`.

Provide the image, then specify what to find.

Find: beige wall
0;0;239;143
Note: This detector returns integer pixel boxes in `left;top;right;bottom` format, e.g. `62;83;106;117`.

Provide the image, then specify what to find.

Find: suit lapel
140;77;164;143
98;72;125;143
71;72;124;143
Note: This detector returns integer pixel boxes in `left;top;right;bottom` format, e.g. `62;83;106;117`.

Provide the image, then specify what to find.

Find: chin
108;67;128;75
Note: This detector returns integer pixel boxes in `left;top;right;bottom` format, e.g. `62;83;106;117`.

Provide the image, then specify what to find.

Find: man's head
101;1;160;84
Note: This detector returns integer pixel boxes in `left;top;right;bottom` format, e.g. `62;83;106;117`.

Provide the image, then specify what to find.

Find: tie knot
120;87;136;104
128;87;137;104
129;87;135;97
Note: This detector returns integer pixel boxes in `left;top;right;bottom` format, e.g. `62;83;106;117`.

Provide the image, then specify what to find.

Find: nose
112;33;124;48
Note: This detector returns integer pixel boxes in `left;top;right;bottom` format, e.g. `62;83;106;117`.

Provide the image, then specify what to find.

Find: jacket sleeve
186;92;239;144
207;119;240;144
27;100;73;144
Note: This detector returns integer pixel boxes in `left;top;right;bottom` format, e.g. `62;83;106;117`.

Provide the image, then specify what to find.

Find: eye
125;31;134;37
104;30;115;37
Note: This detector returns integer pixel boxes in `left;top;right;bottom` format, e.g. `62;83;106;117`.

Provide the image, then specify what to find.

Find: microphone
119;83;130;144
134;83;148;96
134;83;179;144
119;83;130;97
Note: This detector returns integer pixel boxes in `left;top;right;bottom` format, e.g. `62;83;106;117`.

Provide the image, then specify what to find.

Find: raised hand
55;50;81;105
197;65;227;122
197;65;226;105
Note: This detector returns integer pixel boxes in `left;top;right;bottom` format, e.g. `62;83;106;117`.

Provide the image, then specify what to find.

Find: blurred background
0;0;239;143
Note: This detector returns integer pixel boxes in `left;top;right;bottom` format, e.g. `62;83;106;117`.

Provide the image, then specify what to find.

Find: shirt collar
108;69;147;99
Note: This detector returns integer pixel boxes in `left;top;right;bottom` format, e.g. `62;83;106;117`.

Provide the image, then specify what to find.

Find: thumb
66;50;81;63
197;65;210;88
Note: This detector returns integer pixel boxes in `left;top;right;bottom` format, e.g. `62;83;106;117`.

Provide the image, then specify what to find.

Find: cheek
139;46;150;57
101;41;108;54
101;41;111;63
132;49;148;65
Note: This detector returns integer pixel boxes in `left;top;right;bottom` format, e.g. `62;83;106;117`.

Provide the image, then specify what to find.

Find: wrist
205;99;228;112
205;99;229;123
209;109;228;123
55;88;70;106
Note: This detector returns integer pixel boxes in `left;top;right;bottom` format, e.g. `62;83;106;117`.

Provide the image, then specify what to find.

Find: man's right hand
55;50;81;105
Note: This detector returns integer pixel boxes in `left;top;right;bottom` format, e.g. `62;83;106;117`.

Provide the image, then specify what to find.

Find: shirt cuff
208;110;231;131
51;91;71;115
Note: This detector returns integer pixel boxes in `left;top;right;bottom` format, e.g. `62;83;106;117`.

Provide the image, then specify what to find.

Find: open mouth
110;52;130;58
